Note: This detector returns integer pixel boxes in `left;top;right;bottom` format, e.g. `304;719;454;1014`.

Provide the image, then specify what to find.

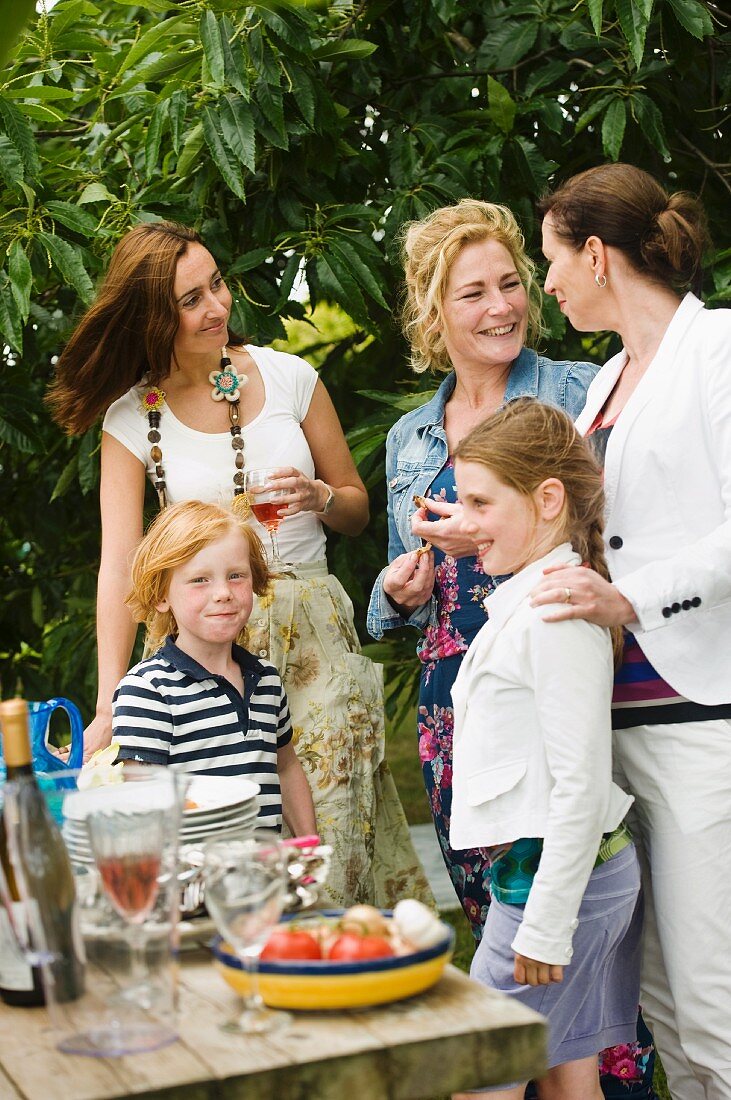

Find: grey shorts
470;843;642;1081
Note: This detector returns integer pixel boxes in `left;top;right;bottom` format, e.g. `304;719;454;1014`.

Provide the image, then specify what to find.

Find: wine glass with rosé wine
84;767;185;1010
243;467;291;572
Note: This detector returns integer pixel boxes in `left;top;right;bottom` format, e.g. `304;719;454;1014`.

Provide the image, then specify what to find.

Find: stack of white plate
62;774;260;864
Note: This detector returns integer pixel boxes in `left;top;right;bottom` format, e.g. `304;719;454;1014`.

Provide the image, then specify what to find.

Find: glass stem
268;528;280;565
129;923;148;986
241;953;264;1016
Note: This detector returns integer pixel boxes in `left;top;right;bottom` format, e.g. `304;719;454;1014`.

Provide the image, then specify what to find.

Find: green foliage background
0;0;728;713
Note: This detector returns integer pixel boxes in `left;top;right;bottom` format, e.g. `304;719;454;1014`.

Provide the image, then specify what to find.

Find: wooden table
0;951;546;1099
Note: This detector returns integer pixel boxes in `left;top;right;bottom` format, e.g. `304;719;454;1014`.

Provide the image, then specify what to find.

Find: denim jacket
366;349;598;640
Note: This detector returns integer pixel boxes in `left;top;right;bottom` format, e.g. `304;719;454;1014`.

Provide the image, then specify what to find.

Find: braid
583;520;623;667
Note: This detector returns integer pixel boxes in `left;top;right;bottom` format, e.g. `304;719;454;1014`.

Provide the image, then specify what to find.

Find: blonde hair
126;500;270;654
400;199;544;375
454;398;622;664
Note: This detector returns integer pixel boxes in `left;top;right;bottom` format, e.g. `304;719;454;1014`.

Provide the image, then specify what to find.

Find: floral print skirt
418;652;656;1098
246;560;434;910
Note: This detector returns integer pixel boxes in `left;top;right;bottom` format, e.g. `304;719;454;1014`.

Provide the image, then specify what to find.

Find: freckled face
157;529;254;651
455;459;540;576
438;239;529;374
172;242;232;356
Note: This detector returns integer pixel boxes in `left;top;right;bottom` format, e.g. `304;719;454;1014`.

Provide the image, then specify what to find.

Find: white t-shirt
102;345;326;564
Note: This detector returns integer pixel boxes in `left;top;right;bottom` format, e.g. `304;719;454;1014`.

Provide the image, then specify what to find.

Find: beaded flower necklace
139;348;249;511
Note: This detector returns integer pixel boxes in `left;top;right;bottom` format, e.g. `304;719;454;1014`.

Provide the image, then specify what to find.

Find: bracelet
317;481;335;515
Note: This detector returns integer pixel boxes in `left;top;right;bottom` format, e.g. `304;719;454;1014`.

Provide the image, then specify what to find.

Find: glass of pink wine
85;768;181;1006
244;467;290;571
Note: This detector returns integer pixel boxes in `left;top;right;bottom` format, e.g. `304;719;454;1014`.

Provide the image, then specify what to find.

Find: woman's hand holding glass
250;466;330;517
410;498;477;559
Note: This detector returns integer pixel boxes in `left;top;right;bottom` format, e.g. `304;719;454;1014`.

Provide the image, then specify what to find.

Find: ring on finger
564;587;572;604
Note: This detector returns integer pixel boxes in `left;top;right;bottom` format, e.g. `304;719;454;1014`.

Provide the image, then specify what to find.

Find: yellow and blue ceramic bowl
211;909;455;1010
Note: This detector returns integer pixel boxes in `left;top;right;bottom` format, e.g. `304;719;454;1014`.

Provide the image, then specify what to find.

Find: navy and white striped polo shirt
112;638;292;830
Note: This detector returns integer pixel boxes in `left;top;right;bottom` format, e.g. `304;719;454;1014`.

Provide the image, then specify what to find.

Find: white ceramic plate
183;776;260;816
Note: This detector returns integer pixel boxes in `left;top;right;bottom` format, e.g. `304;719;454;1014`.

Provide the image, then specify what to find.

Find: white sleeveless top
102;345;326;564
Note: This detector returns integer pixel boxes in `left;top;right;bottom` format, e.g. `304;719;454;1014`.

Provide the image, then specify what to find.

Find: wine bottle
0;808;44;1006
0;698;85;1004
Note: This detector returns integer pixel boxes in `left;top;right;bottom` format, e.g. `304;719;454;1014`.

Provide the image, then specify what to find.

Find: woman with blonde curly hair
368;198;658;1099
368;198;597;934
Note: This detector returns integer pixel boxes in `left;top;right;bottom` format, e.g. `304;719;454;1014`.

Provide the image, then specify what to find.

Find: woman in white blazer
533;163;731;1100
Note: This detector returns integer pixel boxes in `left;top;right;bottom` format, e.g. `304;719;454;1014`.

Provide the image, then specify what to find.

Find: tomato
260;928;322;961
327;933;394;961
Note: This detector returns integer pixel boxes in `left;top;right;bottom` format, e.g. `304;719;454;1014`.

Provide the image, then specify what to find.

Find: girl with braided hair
450;398;641;1100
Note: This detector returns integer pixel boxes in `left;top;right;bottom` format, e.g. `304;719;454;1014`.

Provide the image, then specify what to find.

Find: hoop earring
595;273;607;288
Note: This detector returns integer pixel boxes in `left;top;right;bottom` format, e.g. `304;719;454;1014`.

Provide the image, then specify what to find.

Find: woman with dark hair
47;220;432;908
532;163;731;1100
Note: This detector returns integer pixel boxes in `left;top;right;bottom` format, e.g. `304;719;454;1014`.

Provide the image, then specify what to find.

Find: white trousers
613;719;731;1100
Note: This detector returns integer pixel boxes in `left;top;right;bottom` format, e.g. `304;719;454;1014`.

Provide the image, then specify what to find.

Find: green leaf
177;121;204;176
601;98;626;160
228;248;272;275
493;21;538;67
168;89;187;155
315;252;369;327
108;0;172;11
7;241;32;320
586;0;604;35
78;429;99;495
37;232;95;305
48;0;100;40
201;106;247;200
0;97;40;178
0;412;35;452
220;17;250;99
290;67;316;129
0;134;23;189
615;0;649;67
200;11;226;87
144;99;168;178
110;48;201;100
575;92;613;135
3;86;75;101
44;200;98;237
219;93;256;173
0;279;23;352
328;238;389;311
525;61;569;97
50;454;78;502
665;0;713;38
115;12;194;80
255;81;286;141
78;181;116;204
632;93;670;158
311;39;377;61
487;76;516;134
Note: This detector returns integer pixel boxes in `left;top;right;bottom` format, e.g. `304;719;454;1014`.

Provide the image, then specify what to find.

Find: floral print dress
416;460;655;1099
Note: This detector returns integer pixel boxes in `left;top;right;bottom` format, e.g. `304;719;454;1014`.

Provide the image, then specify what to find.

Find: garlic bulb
392;899;445;950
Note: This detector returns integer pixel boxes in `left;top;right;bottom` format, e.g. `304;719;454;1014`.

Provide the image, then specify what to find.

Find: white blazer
575;294;731;705
449;544;633;964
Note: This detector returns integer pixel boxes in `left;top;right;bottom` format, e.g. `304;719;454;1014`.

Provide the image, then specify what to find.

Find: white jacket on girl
449;544;633;964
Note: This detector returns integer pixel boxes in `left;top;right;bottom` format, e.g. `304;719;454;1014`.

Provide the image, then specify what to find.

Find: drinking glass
203;833;290;1035
244;467;289;569
87;808;165;994
79;766;185;1014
